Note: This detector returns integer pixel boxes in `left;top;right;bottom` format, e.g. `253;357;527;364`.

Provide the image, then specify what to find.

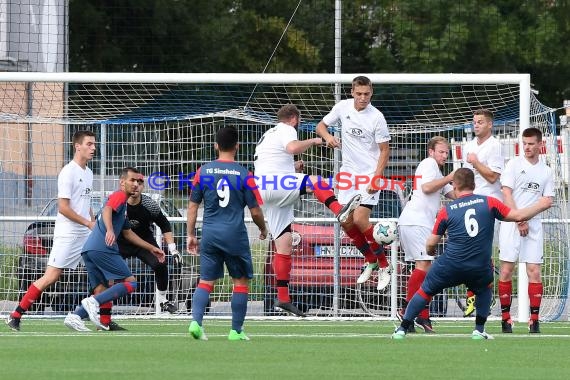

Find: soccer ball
373;220;398;244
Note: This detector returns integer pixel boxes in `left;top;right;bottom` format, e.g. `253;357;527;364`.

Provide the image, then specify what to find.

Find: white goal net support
0;73;568;321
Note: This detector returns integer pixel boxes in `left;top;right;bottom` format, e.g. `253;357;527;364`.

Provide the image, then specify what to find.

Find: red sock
12;283;42;318
407;269;429;319
312;181;342;215
345;226;377;263
466;289;475;298
100;301;112;326
363;225;388;267
274;253;292;302
528;282;543;321
498;280;512;321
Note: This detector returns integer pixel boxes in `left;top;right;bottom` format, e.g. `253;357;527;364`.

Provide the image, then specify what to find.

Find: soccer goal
0;72;567;322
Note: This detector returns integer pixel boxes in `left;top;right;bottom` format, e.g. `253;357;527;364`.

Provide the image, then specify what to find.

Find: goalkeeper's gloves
168;243;183;265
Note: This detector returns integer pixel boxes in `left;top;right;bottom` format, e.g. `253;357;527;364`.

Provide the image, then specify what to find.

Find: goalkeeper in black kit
102;173;181;328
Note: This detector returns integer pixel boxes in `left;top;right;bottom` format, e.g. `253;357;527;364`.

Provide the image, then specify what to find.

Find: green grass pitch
1;318;569;379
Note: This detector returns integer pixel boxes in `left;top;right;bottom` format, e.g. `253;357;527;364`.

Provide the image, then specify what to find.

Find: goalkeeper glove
168;243;184;265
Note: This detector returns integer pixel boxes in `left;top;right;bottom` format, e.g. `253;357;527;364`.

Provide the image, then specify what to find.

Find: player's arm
426;234;442;256
498;197;552;222
249;206;267;240
467;154;500;184
285;138;323;155
122;229;165;263
369;141;390;193
422;172;454;195
58;198;95;229
186;200;200;255
316;120;340;148
101;205;116;246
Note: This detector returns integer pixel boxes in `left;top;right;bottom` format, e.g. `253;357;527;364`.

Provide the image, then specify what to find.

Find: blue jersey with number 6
432;194;510;269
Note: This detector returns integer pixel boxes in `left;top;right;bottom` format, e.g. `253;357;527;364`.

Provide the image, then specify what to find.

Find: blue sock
231;289;248;332
94;282;137;305
403;292;429;322
474;287;492;332
192;287;211;325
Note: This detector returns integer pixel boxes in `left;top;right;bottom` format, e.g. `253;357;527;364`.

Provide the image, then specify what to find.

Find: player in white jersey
397;136;455;333
497;127;554;334
316;76;392;290
6;131;96;331
254;104;361;317
462;109;504;316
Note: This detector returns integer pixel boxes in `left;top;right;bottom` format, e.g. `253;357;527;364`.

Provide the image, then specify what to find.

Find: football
373;220;398;244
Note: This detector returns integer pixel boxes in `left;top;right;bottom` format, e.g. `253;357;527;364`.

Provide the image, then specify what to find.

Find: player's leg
398;225;434;332
305;174;360;223
523;222;544;333
393;260;448;339
354;205;391;289
8;235;85;331
498;221;519;332
225;244;253;340
134;245;177;313
471;285;494;340
189;239;223;340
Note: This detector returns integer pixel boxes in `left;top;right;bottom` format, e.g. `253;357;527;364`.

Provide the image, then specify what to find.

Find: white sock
157;289;168;304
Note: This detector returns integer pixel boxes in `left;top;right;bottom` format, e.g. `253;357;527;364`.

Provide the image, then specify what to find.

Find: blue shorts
199;231;253;281
421;257;494;296
82;250;133;290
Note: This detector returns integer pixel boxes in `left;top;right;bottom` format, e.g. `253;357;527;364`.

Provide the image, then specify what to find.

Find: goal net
0;73;567;321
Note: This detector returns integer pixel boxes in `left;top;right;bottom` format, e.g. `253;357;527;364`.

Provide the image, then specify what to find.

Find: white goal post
0;72;567;322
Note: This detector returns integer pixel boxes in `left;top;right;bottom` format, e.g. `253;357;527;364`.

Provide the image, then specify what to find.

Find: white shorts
338;184;379;207
258;173;306;238
47;234;89;269
499;219;543;264
398;225;434;262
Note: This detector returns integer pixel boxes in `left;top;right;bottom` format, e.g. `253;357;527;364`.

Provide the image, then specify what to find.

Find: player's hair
453;168;475;191
216;126;239;151
473;108;494;121
522;127;542;141
72;130;95;146
277;104;300;122
120;166;140;179
427;136;449;151
352;75;372;88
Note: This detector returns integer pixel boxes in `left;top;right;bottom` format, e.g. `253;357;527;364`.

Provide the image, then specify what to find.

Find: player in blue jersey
64;167;165;332
186;126;267;341
391;168;552;340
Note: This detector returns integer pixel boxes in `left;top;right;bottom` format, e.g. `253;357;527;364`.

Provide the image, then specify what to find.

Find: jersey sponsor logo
348;127;363;136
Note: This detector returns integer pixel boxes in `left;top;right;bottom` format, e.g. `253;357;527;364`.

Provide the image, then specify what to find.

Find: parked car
19;192;194;313
263;189;406;315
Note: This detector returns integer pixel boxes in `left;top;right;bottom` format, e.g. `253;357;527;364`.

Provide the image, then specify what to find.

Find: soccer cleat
64;313;91;332
357;262;379;284
274;300;307;317
98;321;128;331
501;319;514;333
188;321;208;340
463;295;476;317
395;310;416;333
391;328;406;340
471;330;494;340
415;317;435;334
81;296;108;331
337;194;362;223
376;264;392;291
160;301;178;314
5;315;21;331
528;320;541;334
228;329;250;341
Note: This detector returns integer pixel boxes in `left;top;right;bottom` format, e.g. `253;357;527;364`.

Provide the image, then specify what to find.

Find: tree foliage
69;0;570;106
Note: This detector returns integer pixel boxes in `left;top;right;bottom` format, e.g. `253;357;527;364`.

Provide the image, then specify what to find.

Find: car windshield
39;192;181;218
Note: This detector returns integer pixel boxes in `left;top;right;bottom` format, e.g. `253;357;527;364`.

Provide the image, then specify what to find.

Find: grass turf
1;318;569;379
